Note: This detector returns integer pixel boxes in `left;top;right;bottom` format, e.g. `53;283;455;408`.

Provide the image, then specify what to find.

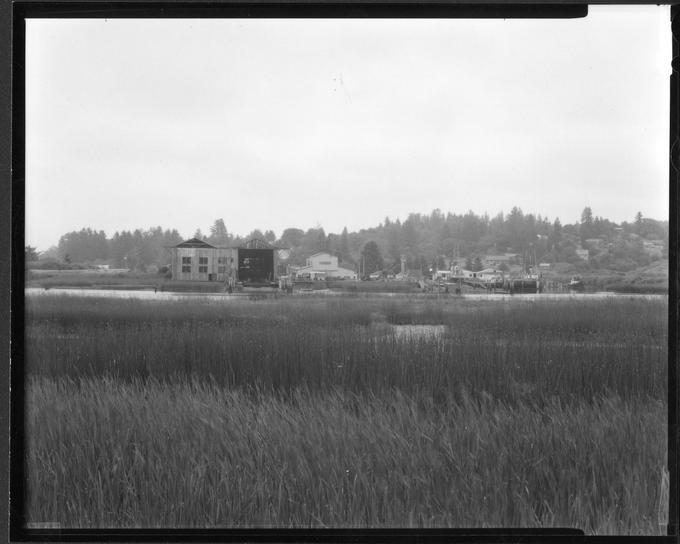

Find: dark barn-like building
237;238;277;283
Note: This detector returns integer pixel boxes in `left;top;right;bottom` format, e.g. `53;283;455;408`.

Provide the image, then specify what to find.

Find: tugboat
568;275;584;292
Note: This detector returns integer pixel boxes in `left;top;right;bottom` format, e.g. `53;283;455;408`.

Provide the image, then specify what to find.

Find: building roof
170;238;282;250
175;238;215;249
308;252;335;258
295;264;356;275
238;238;276;250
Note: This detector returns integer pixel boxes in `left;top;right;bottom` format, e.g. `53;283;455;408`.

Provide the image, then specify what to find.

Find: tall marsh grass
26;377;666;531
24;294;668;532
25;296;667;404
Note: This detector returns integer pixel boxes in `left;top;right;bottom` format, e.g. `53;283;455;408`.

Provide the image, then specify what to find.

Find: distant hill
36;207;668;280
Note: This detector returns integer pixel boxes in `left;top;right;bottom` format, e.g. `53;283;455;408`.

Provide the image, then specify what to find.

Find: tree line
28;207;668;275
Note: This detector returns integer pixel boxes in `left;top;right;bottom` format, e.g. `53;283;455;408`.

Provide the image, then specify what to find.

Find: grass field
24;294;668;532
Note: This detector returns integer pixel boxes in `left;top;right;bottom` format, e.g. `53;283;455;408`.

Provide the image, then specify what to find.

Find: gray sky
26;7;671;251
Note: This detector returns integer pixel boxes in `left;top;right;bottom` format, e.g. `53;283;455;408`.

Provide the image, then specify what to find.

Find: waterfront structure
292;252;357;280
169;238;279;284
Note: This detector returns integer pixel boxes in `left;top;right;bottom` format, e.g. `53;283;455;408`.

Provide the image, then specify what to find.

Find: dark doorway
238;249;274;283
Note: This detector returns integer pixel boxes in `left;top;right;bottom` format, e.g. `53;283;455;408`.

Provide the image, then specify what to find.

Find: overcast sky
25;7;671;251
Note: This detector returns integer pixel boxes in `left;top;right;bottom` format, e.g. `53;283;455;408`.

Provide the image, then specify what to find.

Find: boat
507;277;541;294
568;275;584;291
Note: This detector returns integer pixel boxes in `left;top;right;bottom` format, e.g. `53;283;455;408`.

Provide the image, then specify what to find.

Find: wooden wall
171;247;237;282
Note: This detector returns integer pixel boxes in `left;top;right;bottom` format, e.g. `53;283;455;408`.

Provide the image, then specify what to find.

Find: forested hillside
27;207;668;276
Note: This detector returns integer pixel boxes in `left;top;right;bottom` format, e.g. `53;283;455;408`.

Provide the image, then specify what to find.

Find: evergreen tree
317;228;327;252
247;229;265;241
635;211;644;236
208;219;232;246
387;227;401;266
340;227;350;262
506;207;525;251
550;218;562;251
209;218;227;239
402;218;418;252
580;207;594;242
57;228;109;263
361;241;383;275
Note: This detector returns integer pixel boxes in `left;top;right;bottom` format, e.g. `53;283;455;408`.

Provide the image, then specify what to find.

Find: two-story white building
293;252;357;280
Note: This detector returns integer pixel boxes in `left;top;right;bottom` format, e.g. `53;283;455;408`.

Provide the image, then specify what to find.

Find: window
218;266;226;273
199;257;208;265
319;261;332;265
199;266;208;274
218;257;228;264
182;265;191;273
182;257;191;264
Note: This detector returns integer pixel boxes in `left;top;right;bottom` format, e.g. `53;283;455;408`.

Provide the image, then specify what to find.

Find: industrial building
169;238;279;285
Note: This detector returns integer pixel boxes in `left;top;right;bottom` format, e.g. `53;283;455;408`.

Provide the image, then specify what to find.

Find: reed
24;294;668;532
26;378;667;532
25;295;667;405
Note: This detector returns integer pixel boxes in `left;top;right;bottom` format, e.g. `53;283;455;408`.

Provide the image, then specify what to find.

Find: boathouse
169;238;279;284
